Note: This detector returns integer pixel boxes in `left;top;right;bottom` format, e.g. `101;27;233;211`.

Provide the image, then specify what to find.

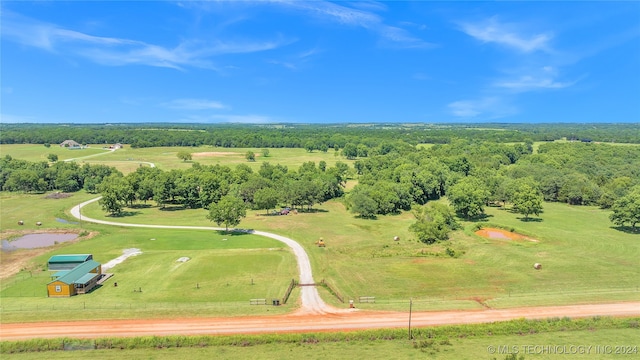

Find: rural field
0;144;354;174
1;143;639;323
1;141;639;360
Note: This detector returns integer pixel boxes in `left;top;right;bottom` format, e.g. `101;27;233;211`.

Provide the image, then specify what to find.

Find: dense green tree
3;169;41;192
176;151;192;162
342;143;357;159
47;153;58;162
153;173;174;209
245;151;256;162
558;174;601;205
199;172;230;209
98;175;133;215
347;191;378;219
261;148;270;157
448;176;489;218
254;187;279;214
304;141;315;152
610;187;640;229
207;195;247;232
510;181;544;219
410;202;458;244
318;160;327;172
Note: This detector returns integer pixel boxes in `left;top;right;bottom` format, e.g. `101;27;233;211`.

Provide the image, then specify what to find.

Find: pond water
1;233;78;250
474;228;539;242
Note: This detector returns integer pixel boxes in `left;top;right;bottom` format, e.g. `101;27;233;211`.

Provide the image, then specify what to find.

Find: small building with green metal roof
47;260;102;297
48;254;93;271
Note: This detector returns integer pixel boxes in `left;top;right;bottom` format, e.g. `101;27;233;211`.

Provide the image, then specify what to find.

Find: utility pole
408;297;413;340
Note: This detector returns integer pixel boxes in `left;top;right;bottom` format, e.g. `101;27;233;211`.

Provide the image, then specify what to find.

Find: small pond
1;233;79;251
475;228;538;242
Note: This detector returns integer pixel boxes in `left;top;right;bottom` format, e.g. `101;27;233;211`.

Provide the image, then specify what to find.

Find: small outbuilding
48;254;93;271
47;260;102;297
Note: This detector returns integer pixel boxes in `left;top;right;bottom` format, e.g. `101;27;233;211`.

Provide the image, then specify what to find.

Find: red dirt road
2;302;638;340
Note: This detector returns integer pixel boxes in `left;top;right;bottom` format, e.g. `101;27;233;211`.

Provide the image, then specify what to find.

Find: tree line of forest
2;132;639;240
1;123;639;149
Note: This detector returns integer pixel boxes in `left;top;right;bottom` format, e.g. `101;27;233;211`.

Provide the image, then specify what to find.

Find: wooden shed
48;254;93;271
47;260;102;297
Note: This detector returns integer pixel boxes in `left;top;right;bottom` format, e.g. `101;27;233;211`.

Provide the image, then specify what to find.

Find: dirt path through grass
69;197;332;315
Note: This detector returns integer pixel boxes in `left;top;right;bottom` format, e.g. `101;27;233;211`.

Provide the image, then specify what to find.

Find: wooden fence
282;279;297;304
320;279;344;303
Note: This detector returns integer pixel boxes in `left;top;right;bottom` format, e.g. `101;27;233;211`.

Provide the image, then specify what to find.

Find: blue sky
1;1;639;124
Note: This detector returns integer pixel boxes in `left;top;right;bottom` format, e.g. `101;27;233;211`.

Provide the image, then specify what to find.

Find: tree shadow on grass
159;205;187;212
297;208;329;214
129;203;153;209
215;229;255;237
462;213;493;223
108;211;140;218
517;217;544;222
610;226;640;234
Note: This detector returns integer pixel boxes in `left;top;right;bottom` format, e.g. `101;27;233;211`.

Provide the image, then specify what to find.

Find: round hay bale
18;220;24;225
393;236;400;241
36;221;42;226
533;263;542;270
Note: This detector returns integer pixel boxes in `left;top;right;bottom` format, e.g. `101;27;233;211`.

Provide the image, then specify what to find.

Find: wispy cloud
163;99;228;110
459;17;552;53
449;17;579;119
448;97;517;119
273;0;433;49
1;10;291;70
494;76;576;91
268;47;322;70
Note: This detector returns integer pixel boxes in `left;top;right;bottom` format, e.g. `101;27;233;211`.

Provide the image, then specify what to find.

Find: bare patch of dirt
3;302;638;340
192;151;261;158
43;192;73;199
475;228;539;242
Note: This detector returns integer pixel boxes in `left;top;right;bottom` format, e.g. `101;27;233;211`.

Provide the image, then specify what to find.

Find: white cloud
494;76;576;91
273;0;433;49
493;66;581;92
459;17;552;53
1;10;292;70
448;97;517;118
163;99;228;110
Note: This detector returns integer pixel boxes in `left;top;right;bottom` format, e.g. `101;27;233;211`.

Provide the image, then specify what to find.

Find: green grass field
1;143;639;322
1;192;297;321
3;320;639;359
0;144;355;174
0;144;112;163
69;194;640;309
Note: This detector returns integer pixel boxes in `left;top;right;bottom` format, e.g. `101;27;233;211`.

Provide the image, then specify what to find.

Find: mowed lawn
1;195;297;321
0;144;112;162
75;193;640;310
0;144;355;174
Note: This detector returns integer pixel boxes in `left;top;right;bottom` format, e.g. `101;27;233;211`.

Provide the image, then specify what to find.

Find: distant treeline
1;123;639;148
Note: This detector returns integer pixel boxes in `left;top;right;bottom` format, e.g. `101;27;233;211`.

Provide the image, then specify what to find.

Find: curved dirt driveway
2;199;637;340
69;197;330;315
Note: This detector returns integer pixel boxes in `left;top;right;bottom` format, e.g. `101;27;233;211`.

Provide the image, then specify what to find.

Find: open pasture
73;193;640;310
0;205;297;321
0;144;111;163
0;144;354;174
